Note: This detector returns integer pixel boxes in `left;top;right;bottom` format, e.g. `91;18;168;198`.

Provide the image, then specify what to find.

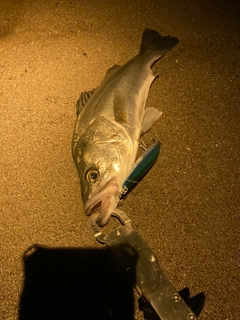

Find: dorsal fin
106;64;121;77
76;89;96;115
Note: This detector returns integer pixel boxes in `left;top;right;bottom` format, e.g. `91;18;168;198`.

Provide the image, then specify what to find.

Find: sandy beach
0;1;239;319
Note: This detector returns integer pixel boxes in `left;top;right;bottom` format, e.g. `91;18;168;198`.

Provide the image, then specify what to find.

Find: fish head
74;119;136;227
77;144;131;227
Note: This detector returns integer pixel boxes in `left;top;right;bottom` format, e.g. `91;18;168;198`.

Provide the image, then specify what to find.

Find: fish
72;29;178;227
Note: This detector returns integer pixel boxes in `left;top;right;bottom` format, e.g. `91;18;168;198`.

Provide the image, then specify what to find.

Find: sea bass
72;29;178;226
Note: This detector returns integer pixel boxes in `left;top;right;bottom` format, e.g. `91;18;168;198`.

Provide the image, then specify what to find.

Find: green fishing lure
123;140;161;191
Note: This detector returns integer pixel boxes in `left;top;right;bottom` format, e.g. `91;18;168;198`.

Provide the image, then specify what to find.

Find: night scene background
0;0;239;319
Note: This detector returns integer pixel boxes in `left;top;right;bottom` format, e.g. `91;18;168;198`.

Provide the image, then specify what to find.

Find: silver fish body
72;29;178;226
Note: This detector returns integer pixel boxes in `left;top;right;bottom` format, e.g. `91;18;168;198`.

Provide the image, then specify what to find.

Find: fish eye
85;168;100;183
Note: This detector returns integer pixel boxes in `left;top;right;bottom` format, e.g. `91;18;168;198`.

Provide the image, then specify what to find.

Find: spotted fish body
72;29;178;226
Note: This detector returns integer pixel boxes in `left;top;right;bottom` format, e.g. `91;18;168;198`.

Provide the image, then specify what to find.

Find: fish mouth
84;177;120;227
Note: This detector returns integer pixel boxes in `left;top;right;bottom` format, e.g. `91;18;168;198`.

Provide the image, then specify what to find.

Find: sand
0;0;239;319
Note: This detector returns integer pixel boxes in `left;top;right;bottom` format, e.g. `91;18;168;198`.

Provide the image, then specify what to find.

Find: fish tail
140;29;178;60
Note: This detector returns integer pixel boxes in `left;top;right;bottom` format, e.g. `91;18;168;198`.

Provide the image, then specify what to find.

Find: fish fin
113;93;128;124
106;64;122;76
140;29;178;62
141;107;162;135
76;89;96;115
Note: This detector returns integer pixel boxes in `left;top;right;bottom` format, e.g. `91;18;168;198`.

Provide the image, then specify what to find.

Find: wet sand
0;0;239;319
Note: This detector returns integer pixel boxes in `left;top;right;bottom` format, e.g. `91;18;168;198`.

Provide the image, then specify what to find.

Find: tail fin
140;29;178;60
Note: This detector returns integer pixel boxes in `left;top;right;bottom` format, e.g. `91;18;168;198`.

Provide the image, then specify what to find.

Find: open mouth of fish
84;177;120;226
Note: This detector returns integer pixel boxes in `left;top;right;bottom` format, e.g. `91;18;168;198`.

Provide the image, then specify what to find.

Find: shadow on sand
19;245;137;320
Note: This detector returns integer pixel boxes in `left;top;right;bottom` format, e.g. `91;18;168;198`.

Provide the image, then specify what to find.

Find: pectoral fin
141;107;162;135
113;93;128;124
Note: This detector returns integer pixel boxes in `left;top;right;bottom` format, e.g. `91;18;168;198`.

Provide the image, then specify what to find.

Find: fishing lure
123;140;161;192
